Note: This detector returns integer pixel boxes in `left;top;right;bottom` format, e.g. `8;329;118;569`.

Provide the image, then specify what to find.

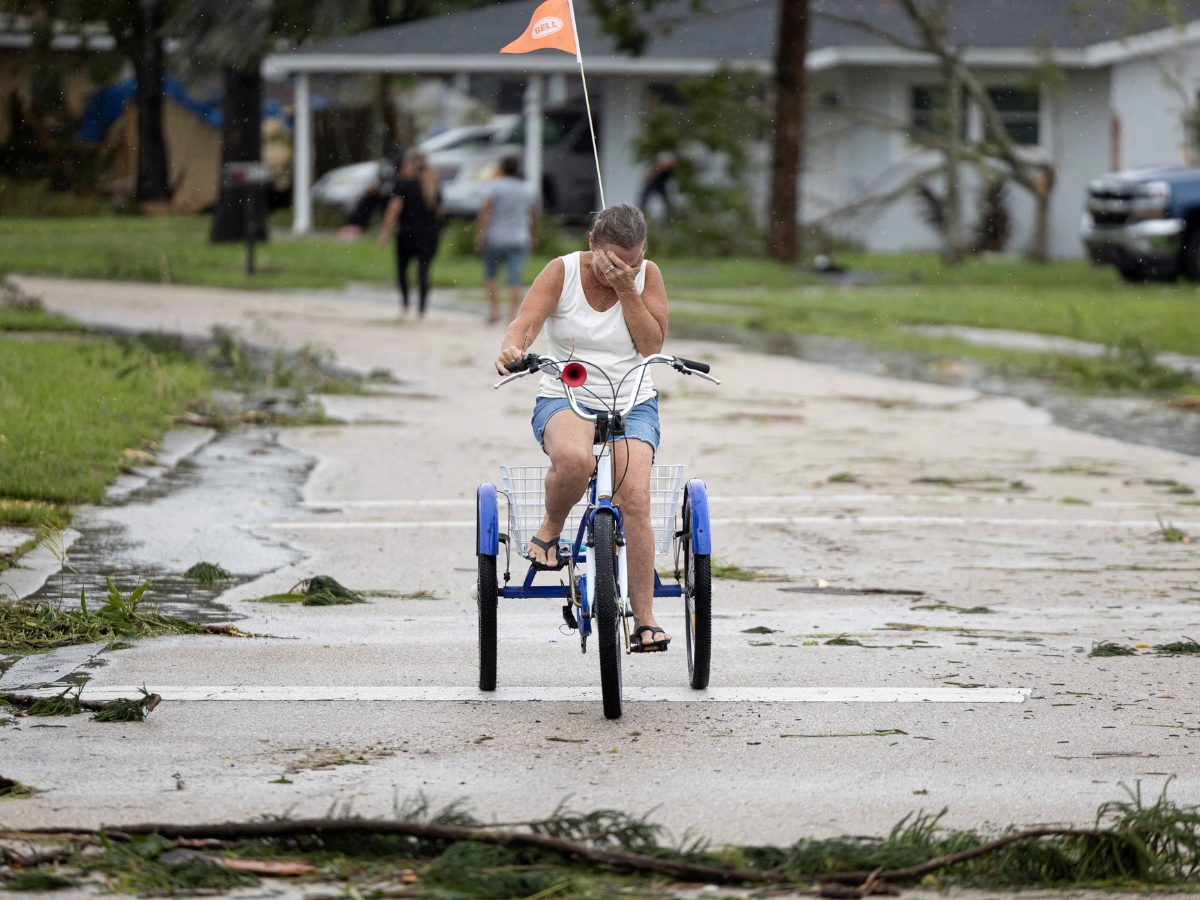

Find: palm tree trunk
767;0;809;263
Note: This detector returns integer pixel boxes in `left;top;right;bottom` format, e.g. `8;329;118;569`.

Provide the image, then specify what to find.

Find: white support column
599;76;645;208
292;72;313;234
523;75;544;200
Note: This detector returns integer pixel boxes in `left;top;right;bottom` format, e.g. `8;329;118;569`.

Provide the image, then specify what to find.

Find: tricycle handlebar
493;353;720;422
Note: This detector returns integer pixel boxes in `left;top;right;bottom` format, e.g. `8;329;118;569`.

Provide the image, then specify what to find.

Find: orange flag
501;0;580;58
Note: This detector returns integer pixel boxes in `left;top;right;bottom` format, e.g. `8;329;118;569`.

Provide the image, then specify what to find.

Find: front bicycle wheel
683;489;712;690
593;509;623;719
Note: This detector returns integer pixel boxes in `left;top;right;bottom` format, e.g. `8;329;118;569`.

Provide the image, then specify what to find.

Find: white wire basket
500;464;685;556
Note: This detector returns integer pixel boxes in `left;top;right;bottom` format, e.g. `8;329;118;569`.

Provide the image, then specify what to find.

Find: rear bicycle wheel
683;490;712;690
593;509;623;719
478;551;497;690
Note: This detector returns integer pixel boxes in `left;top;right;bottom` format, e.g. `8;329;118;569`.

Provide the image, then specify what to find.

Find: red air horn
561;361;588;388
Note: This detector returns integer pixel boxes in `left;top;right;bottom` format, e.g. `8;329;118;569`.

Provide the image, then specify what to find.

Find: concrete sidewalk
3;275;1199;844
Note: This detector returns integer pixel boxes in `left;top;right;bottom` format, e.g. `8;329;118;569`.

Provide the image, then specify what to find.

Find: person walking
475;155;538;324
378;149;442;318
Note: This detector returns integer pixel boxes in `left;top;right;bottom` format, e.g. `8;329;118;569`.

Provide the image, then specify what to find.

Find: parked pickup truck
1081;166;1200;281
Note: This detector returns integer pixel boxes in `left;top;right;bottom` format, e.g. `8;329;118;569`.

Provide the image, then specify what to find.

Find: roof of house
265;0;1200;76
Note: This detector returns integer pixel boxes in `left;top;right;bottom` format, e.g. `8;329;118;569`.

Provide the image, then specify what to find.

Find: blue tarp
78;74;223;142
77;76;291;141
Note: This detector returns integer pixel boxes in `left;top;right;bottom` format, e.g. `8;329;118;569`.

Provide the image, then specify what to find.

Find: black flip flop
631;625;671;653
524;535;568;572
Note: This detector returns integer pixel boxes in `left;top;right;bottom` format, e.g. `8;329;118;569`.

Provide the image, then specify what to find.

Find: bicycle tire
683;492;712;690
593;509;624;719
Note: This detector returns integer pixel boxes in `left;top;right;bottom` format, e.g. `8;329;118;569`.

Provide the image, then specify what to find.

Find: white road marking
302;494;1171;510
258;517;1192;530
17;685;1029;703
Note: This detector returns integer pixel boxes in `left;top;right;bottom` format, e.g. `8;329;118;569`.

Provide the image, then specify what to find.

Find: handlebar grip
676;357;711;374
505;353;538;374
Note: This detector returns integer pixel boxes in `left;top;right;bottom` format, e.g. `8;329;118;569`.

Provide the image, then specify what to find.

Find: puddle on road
27;428;313;624
672;322;1200;458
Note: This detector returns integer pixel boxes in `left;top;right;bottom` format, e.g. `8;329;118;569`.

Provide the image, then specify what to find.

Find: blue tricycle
476;352;720;719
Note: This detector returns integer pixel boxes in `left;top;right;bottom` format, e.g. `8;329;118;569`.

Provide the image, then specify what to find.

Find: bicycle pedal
562;604;579;631
623;608;634;618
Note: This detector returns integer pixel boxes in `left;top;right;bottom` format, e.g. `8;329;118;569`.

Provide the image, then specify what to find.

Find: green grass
0;333;210;504
6;215;1200;397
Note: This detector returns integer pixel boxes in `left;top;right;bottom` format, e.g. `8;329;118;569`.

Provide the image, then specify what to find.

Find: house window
910;86;966;142
986;87;1040;145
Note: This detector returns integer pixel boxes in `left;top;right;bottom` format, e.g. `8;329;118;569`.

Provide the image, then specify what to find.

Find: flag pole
566;0;605;209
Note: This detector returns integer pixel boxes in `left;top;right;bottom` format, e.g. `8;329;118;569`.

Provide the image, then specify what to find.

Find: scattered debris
781;730;907;738
286;746;394;773
709;561;782;581
742;626;780;634
2;872;75;891
293;575;367;606
1154;637;1200;655
25;685;83;717
546;736;587;743
779;586;925;596
1156;515;1191;543
825;635;864;647
1089;641;1138;657
91;687;161;723
183;562;231;584
910;603;993;614
400;589;444;600
0;775;41;800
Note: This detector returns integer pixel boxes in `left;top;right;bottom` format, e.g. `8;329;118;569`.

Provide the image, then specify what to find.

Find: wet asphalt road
2;275;1199;844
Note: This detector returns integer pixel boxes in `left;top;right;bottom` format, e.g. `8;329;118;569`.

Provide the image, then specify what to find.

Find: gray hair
589;204;647;249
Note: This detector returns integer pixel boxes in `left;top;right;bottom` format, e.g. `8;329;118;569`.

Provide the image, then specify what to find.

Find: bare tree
820;0;1058;263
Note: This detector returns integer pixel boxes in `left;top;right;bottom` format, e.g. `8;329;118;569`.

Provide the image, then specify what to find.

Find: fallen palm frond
9;783;1200;891
4;686;163;722
1090;640;1138;657
183;562;231;584
1154;637;1200;655
91;687;161;723
825;635;864;647
25;684;83;717
290;575;367;606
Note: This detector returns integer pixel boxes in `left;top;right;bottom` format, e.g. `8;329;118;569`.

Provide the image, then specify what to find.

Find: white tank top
536;251;656;408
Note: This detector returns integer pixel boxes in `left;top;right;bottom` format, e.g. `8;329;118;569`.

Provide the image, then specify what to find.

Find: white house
265;0;1200;258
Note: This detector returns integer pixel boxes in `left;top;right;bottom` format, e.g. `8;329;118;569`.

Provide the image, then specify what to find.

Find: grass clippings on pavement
2;871;76;891
781;729;908;738
825;635;864;647
25;685;84;717
709;560;779;581
1156;515;1191;543
295;575;367;606
0;596;204;653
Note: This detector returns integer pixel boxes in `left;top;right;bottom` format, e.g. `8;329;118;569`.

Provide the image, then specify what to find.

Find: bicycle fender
686;479;712;555
477;483;499;556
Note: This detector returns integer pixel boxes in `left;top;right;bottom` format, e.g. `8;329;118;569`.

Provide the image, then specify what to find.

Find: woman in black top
378;150;442;318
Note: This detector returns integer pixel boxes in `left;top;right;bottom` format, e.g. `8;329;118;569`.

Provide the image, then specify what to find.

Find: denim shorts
482;244;527;286
532;395;660;456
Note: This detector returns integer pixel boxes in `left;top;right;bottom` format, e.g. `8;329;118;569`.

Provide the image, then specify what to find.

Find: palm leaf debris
1090;640;1138;657
90;687;161;723
1154;637;1200;655
8;783;1200;890
292;575;367;606
183;562;231;584
25;685;84;717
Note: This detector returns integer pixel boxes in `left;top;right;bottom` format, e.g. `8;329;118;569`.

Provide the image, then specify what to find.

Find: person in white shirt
493;204;672;653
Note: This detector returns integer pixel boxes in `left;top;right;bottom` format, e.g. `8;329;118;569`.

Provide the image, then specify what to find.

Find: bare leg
528;411;594;566
611;439;670;643
507;284;521;323
486;278;501;323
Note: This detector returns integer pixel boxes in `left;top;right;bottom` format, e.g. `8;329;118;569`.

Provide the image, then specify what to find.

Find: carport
261;0;766;232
